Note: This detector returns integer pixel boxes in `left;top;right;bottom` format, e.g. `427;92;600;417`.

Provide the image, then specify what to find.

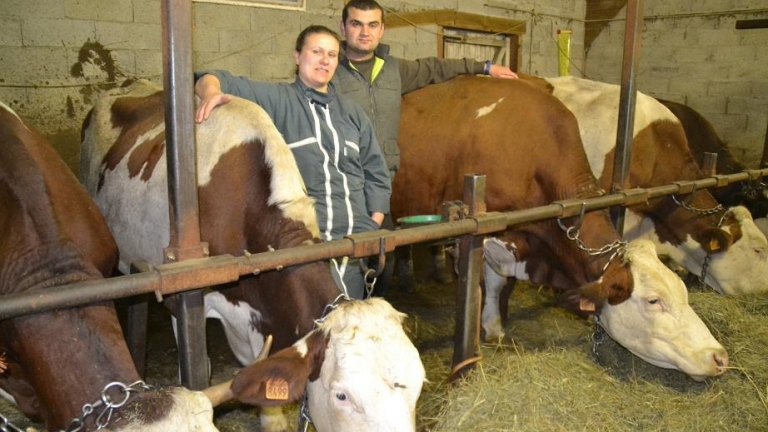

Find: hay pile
2;261;766;432
395;282;768;432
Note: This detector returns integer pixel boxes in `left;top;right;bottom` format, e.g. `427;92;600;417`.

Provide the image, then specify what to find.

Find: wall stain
70;40;125;109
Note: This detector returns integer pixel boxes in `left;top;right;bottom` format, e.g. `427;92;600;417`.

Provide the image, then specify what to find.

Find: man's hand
489;64;519;79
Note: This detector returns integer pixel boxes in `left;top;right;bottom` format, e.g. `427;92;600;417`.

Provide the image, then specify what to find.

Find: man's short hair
342;0;385;24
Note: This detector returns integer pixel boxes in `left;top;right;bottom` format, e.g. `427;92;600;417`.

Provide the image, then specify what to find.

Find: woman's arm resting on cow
194;74;233;123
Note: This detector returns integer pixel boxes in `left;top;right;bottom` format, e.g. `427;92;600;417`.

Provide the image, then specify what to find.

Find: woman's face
294;33;339;93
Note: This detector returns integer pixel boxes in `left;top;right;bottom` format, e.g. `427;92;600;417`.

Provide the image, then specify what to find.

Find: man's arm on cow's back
398;57;482;94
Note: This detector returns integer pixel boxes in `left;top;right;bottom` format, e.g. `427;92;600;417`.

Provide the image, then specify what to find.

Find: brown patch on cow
577;258;633;312
720;212;743;243
231;330;327;407
602;119;725;248
98;91;165;191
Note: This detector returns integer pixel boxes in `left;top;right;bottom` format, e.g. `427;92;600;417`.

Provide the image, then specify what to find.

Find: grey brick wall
0;0;582;174
585;2;768;168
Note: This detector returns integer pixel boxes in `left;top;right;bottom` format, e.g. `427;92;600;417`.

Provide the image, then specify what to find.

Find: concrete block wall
0;0;585;173
585;1;768;168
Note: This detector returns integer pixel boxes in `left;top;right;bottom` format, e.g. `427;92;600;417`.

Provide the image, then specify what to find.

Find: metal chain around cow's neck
0;414;26;432
671;194;724;216
59;380;152;432
556;220;627;272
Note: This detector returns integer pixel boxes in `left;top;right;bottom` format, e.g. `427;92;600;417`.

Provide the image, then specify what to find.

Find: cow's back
395;75;623;291
0;102;138;430
394;75;602;216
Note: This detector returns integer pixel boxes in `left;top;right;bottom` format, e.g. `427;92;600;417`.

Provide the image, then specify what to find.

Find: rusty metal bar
450;175;486;382
3;169;768;321
161;0;208;390
610;0;644;235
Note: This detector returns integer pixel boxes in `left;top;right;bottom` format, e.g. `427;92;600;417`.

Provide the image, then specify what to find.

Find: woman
195;25;391;299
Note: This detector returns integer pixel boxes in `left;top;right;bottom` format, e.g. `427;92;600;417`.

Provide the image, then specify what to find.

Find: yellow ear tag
709;239;720;251
579;298;596;312
266;378;290;400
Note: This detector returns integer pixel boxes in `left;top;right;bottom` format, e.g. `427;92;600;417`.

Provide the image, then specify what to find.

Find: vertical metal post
610;0;644;235
161;0;209;390
450;174;485;382
761;120;768;168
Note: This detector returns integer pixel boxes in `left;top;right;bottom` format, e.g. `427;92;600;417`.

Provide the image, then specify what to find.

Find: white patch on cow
482;237;529;341
80;80;320;276
307;298;425;432
754;217;768;239
204;291;266;366
475;97;505;119
260;406;291;432
116;387;218;431
292;331;311;357
544;76;678;180
598;240;728;380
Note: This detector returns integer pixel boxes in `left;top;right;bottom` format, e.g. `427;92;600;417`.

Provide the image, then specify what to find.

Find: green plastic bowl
397;214;442;227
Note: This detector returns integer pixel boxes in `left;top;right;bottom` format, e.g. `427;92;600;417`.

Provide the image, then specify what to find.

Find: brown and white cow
79;79;425;432
543;76;768;295
658;98;768;219
0;101;222;431
394;75;728;380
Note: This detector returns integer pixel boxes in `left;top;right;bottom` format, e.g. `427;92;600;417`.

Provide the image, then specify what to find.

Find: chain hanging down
61;380;152;432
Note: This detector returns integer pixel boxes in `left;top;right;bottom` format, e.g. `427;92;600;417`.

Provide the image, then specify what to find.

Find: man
333;0;518;295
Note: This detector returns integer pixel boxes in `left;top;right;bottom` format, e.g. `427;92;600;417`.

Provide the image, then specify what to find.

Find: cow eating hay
389;262;768;431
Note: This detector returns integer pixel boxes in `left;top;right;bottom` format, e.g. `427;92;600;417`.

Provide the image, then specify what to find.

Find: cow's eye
647;298;665;311
335;392;347;401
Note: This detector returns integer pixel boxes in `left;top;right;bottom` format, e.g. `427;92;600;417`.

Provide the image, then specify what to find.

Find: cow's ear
578;259;633;309
694;227;732;254
230;330;327;407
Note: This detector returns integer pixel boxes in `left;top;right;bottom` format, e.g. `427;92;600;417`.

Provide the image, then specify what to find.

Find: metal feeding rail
2;168;767;379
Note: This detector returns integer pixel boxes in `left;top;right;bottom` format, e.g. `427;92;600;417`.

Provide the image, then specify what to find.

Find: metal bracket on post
620;188;650;206
346;230;397;279
441;200;469;223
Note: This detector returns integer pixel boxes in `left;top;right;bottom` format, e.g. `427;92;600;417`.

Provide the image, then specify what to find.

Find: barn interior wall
0;0;586;174
585;0;768;168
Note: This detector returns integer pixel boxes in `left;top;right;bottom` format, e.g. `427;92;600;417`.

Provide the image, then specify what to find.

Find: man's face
341;7;385;59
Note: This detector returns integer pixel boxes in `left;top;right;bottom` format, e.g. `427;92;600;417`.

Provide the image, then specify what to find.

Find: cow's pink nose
713;349;729;373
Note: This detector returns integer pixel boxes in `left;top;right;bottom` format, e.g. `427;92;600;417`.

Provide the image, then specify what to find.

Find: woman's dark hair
295;25;341;52
342;0;385;24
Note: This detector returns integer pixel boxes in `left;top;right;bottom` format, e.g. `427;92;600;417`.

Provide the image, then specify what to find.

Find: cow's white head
696;206;768;295
592;239;729;380
228;298;425;432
